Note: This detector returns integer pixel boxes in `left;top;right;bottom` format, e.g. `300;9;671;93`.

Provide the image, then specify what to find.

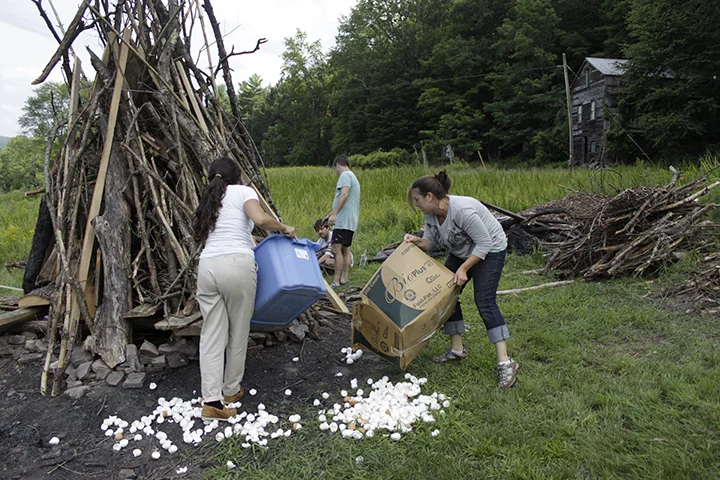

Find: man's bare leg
331;243;344;285
340;246;351;284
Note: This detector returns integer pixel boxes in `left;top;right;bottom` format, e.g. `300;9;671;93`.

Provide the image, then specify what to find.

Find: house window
590;101;596;120
585;69;590;88
590;141;597;154
577;104;583;124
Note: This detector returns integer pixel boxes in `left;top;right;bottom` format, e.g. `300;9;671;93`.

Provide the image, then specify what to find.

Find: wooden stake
563;53;574;172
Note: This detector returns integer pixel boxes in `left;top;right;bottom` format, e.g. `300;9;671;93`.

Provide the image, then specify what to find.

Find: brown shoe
223;387;245;404
497;359;519;388
201;404;237;422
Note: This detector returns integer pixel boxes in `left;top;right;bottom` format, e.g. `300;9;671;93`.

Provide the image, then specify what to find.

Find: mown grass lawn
202;251;719;480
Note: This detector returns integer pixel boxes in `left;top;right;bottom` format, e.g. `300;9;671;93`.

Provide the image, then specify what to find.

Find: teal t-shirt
333;170;360;231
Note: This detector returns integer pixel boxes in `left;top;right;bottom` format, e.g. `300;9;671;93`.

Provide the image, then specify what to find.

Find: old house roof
586;57;628;76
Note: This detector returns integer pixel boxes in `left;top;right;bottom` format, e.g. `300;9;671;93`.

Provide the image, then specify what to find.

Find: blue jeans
444;250;510;344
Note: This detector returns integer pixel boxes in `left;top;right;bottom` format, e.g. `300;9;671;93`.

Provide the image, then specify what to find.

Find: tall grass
267;160;720;258
0;191;39;293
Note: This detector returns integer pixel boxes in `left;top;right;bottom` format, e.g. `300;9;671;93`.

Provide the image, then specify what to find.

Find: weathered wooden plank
154;311;203;331
123;303;162;319
0;307;47;330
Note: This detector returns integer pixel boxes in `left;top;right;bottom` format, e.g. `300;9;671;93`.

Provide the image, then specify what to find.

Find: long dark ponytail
193;156;243;244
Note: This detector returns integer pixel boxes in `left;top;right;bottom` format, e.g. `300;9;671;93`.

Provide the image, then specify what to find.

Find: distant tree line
3;0;718;192
235;0;720;167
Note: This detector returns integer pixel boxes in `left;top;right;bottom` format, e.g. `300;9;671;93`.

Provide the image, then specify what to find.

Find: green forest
2;0;719;191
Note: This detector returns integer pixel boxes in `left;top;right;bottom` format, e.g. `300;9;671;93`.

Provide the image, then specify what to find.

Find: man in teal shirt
327;155;360;287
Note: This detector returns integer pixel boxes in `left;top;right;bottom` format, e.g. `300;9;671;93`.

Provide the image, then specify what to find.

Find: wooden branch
0;285;24;292
496;280;575;295
213;38;267;75
655;181;720;213
32;2;88;84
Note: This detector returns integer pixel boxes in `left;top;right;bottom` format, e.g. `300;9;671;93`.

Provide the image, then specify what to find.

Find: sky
0;0;358;137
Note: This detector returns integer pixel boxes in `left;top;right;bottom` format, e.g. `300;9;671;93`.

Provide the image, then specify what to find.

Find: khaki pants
196;253;257;403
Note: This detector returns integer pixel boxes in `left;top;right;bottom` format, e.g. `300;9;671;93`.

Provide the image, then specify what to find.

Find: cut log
0;307;47;330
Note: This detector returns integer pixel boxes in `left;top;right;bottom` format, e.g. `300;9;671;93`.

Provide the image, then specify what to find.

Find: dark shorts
331;229;354;247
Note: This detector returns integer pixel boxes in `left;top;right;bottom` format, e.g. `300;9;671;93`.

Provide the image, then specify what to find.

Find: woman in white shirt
193;157;295;421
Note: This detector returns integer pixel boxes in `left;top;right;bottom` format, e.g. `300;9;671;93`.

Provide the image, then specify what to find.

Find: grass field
1;162;718;478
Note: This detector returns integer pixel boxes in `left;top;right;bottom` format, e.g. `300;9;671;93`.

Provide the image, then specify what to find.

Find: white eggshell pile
340;346;363;364
99;392;305;457
316;373;448;440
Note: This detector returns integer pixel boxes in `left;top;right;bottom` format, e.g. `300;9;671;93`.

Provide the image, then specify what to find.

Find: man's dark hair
314;218;329;232
333;154;350;168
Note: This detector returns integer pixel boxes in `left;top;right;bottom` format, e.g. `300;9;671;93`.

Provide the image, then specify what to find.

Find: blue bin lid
254;234;323;253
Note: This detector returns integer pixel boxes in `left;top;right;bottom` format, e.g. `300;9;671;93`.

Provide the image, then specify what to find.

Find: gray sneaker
433;348;467;364
497;359;519;388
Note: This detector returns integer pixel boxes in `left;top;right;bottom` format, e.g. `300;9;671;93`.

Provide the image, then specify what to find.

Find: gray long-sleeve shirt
423;195;507;260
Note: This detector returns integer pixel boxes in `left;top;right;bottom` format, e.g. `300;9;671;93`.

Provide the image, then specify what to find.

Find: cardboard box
351;242;460;370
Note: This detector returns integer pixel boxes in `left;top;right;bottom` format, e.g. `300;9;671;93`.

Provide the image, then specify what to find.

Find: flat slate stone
126;344;144;372
71;347;93;367
64;385;91;399
139;340;159;358
146;355;166;372
106;371;124;387
21;331;38;340
17;353;44;363
6;335;26;346
166;351;189;369
92;358;111;378
76;361;93;380
122;372;146;389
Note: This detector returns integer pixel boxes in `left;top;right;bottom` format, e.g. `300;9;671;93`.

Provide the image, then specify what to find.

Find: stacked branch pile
25;0;284;395
519;171;719;279
659;252;720;314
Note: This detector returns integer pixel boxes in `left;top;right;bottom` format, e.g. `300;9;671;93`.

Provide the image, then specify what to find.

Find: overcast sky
0;0;358;137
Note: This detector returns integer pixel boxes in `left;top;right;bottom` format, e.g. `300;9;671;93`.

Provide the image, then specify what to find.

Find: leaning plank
0;307;47;330
173;319;203;336
154;311;203;331
123;303;162;319
496;280;575;295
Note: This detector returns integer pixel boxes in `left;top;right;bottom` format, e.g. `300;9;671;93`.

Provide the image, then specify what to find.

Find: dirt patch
0;307;398;479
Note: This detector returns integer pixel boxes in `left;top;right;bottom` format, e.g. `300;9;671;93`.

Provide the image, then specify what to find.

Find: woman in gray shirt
404;170;518;388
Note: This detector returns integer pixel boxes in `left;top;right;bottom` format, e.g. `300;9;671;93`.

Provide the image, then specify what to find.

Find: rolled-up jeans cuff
487;325;510;343
443;320;465;336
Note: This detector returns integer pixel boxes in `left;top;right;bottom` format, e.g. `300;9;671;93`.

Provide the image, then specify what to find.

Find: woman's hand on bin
282;225;296;238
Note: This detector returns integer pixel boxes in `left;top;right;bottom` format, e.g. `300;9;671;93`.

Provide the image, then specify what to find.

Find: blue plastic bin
251;235;327;330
